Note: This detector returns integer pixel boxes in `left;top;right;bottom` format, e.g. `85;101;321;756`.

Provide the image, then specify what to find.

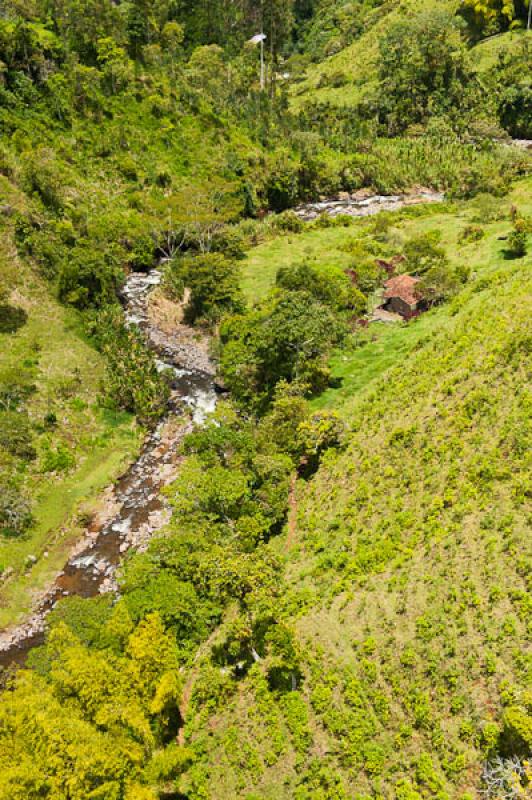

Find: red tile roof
383;274;421;306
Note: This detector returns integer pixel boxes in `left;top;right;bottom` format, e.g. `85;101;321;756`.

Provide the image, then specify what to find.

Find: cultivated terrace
0;1;530;799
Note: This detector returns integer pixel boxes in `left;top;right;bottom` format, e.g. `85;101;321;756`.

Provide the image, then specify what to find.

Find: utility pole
248;32;267;91
260;32;265;91
528;0;532;31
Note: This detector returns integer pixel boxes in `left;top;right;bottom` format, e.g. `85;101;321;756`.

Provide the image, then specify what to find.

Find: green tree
155;179;243;258
43;0;126;61
276;261;366;314
262;0;295;67
220;290;343;410
96;36;131;93
186;44;228;103
376;9;478;134
460;0;530;38
168;253;244;326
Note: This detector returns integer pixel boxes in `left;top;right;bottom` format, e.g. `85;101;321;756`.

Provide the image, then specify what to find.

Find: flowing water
293;189;444;221
0;190;445;671
0;270;217;670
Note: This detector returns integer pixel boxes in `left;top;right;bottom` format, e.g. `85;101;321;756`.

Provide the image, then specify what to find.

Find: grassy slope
241;179;532;414
470;29;529;72
290;2;528;113
0;179;140;627
181;185;531;798
290;0;458;111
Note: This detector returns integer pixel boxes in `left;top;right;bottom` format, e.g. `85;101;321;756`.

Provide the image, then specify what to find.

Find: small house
382;274;424;319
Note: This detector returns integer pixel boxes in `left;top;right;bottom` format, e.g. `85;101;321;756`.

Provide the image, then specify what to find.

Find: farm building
382;274;425;319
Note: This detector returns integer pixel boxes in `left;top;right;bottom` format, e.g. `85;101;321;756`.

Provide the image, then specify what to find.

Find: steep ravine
0;190;445;671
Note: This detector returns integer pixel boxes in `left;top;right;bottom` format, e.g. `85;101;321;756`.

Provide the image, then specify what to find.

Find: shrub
0;410;35;460
419;260;468;306
87;307;171;425
21;147;68;211
403;231;447;274
258;382;311;462
58;246;124;309
210;226;247;260
0;482;33;537
502;705;532;755
0;302;27;334
506;219;528;258
459;225;485;244
276;262;365;314
470;193;506;223
166;253;244;327
297;411;345;476
39;440;76;473
270;210;304;235
220;290;342;411
264;151;300;211
161;262;185;302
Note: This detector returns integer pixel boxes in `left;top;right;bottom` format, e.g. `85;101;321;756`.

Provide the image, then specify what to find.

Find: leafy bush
21;147;68;211
220;290;343;411
264;151;300;211
419;260;469;306
507;229;527;258
0;482;33;537
297;410;345;476
0;410;35;460
210;226;247;260
276;262;365;314
270;210;304;234
87;307;170;425
403;231;448;275
506;219;528;258
165;253;244;327
58;245;124;309
39;440;75;473
459;225;485;244
0;302;27;334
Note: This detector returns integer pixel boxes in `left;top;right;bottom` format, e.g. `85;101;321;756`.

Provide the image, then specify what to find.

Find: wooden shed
382;274;424;319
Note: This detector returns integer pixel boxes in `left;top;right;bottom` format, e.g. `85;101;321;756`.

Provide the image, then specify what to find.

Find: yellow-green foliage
291;0;458;111
0;612;187;800
180;201;531;798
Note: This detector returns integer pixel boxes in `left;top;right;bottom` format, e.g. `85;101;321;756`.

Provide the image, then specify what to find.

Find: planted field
183;188;532;799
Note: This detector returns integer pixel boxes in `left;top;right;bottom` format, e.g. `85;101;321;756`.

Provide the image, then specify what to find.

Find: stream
0;189;444;671
0;270;217;670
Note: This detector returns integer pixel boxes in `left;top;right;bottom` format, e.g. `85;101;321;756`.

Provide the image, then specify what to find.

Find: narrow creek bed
0;190;445;670
0;270;218;669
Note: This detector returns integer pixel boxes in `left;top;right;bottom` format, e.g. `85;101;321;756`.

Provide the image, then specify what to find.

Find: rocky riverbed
294;188;445;221
0;270;218;669
0;190;446;669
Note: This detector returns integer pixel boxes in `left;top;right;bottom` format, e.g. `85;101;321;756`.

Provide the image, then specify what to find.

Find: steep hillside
290;0;457;111
291;0;530;137
180;193;532;799
0;2;530;799
0;178;140;626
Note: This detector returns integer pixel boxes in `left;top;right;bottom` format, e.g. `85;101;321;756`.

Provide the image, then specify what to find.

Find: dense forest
0;0;531;798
